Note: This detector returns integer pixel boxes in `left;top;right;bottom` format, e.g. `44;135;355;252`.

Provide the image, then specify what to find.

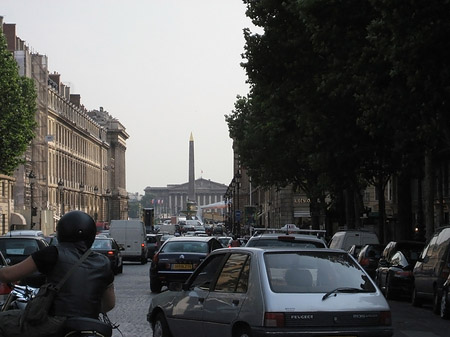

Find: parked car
91;236;124;275
375;241;425;300
147;247;393;337
441;273;450;319
149;236;223;293
0;236;49;287
146;234;162;259
357;244;385;279
329;230;379;251
0;251;12;304
412;226;450;314
246;231;327;248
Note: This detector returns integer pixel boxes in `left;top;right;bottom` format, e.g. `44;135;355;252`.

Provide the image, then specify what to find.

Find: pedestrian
230;235;241;247
0;210;115;337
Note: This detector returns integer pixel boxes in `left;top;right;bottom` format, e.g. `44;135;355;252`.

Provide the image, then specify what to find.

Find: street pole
57;179;64;216
29;171;36;229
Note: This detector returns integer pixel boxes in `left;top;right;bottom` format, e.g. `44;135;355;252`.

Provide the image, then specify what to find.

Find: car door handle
232;299;239;306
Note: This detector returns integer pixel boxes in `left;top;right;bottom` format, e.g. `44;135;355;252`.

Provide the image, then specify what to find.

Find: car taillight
0;282;12;295
379;311;392;325
107;250;114;256
394;270;412;277
152;252;159;264
264;312;284;327
359;258;369;266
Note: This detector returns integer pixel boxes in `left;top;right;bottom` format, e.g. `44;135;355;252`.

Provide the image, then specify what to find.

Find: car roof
248;232;326;242
211;246;345;255
0;236;46;240
164;236;218;242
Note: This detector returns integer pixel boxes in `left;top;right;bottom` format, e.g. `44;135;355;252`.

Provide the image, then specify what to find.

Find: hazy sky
1;0;256;193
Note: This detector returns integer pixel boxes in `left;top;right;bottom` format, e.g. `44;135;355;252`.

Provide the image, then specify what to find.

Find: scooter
0;284;114;337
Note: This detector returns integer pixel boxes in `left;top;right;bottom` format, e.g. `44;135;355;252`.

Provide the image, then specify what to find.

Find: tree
0;29;37;174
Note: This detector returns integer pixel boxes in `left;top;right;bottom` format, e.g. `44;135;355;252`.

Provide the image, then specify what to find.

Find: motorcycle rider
0;210;115;336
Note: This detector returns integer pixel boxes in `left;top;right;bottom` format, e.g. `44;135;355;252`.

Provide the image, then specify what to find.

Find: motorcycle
0;284;115;337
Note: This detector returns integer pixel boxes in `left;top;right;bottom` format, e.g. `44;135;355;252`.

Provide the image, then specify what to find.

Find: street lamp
93;185;98;221
29;171;36;229
105;188;111;224
79;183;85;210
57;179;64;216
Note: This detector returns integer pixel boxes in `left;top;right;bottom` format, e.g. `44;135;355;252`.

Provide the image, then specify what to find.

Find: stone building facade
1;19;129;234
144;178;227;221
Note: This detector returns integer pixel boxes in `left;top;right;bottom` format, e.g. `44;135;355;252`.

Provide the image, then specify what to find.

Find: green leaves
228;0;450;226
0;29;37;175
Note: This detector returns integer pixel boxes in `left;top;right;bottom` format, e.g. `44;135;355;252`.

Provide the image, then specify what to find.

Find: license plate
172;263;192;270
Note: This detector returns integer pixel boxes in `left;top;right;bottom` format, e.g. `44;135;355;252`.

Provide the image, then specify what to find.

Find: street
108;262;449;337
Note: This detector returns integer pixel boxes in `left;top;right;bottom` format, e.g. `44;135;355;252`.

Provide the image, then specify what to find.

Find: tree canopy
226;0;450;234
0;29;37;175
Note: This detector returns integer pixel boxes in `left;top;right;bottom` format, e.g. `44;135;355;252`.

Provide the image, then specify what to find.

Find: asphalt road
107;262;450;337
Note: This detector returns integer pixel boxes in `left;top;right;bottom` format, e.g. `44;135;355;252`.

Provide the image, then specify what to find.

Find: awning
10;212;26;226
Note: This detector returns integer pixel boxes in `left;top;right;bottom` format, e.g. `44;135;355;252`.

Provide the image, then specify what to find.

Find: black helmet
57;211;97;248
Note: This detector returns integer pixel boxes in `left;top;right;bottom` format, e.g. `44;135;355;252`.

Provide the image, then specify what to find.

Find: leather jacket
47;242;113;318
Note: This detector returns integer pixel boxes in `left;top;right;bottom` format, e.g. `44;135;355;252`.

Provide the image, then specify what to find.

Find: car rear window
163;241;209;253
264;251;376;294
0;239;39;256
92;239;112;250
247;238;325;248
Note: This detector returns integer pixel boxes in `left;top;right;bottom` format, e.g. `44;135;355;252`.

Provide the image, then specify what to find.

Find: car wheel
433;289;441;314
141;256;148;265
411;286;422;307
118;262;123;274
153;313;171;337
151;277;162;293
440;289;450;319
234;326;252;337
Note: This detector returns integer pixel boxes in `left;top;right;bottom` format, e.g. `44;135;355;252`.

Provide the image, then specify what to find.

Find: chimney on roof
70;94;81;107
3;23;17;51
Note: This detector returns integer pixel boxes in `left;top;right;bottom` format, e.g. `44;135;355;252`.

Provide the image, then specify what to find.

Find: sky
1;0;257;193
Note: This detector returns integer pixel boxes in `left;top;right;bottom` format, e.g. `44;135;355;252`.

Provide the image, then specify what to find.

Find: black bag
20;249;92;327
20;283;58;325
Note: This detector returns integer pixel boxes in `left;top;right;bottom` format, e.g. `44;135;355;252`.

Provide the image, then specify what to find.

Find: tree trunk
376;181;386;244
353;188;363;228
424;151;435;241
397;168;413;240
344;189;355;228
437;162;444;226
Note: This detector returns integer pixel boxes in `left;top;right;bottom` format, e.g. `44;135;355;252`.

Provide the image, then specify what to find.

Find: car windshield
163;241;209;253
247;238;324;248
92;239;112;250
264;251;376;294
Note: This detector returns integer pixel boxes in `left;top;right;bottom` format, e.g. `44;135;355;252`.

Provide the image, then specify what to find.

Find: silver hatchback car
147;247;393;337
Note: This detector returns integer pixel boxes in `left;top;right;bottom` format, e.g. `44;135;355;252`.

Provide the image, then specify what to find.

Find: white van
109;220;148;264
329;230;380;251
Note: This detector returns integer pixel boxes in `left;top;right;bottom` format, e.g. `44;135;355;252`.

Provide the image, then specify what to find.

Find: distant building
144;134;227;221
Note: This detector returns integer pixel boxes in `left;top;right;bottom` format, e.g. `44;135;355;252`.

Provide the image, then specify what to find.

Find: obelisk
188;132;195;201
